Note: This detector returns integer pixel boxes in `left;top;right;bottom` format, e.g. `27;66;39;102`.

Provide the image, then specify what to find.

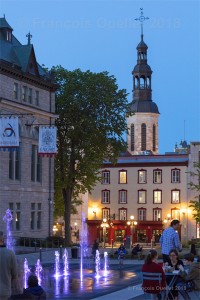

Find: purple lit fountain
63;248;69;276
23;258;30;288
95;250;101;279
35;259;43;286
54;250;60;278
3;209;13;250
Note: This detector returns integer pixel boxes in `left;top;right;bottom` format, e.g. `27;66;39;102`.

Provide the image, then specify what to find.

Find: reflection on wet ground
32;264;141;299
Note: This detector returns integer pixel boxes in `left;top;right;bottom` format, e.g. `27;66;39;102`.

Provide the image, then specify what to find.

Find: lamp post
127;215;137;247
101;218;109;248
163;214;171;229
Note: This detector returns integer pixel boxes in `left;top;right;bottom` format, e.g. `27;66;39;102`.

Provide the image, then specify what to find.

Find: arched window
153;124;156;151
131;124;134;151
141;123;146;151
140;76;145;89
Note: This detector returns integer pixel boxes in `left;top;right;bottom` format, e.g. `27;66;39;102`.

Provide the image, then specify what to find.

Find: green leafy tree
188;162;200;224
53;67;130;245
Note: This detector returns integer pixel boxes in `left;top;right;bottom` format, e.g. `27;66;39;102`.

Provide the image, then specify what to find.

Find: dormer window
6;30;12;42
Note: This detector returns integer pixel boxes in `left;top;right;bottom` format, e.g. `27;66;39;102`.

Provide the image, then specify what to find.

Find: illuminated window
119;209;127;220
119;170;127;184
153;190;162;204
171;190;180;204
153;208;162;221
102;208;110;220
138;170;147;183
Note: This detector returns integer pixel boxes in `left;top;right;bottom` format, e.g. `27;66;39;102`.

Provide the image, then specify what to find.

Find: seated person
176;253;200;300
132;244;143;259
142;249;166;299
165;248;184;300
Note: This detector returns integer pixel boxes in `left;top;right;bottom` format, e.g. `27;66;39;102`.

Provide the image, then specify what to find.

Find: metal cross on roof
26;32;32;45
135;8;149;35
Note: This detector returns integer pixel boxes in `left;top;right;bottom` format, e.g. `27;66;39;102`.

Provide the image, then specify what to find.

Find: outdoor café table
165;270;181;300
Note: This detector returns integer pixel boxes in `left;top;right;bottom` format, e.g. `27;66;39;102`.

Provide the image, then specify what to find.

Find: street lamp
127;215;137;246
101;218;109;248
163;214;171;229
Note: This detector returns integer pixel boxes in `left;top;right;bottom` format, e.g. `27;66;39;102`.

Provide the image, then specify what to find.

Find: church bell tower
127;9;160;155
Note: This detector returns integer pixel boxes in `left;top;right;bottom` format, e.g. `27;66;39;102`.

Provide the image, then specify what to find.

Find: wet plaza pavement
16;249;144;300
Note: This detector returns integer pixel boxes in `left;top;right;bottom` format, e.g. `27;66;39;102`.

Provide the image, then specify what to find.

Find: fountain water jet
35;259;43;285
24;258;30;288
104;251;109;277
95;250;101;279
63;248;69;276
3;209;13;250
54;251;60;278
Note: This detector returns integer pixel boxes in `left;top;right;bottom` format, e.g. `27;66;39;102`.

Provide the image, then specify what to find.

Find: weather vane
135;8;149;35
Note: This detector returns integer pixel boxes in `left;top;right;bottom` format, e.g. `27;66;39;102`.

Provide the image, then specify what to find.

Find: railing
11;236;67;249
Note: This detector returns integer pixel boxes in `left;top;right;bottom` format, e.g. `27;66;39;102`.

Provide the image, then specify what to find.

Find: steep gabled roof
0;17;48;78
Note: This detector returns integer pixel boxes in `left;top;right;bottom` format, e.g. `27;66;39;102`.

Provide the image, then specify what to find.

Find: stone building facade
0;17;57;239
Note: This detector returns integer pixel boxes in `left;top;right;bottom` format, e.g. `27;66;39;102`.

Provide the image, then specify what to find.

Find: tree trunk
63;187;73;246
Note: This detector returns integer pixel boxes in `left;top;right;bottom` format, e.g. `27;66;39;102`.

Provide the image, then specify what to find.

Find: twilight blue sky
1;0;200;154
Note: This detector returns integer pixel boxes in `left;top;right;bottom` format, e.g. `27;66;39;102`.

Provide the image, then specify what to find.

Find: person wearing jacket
142;249;166;299
159;220;182;263
0;231;21;300
24;275;46;299
176;253;200;300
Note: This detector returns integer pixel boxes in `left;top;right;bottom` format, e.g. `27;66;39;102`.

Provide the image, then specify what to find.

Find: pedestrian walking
0;231;21;300
159;219;182;263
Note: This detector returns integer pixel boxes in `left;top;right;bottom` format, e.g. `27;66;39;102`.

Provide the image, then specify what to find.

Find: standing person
142;249;166;299
159;220;182;263
117;244;126;268
0;231;20;300
91;240;99;260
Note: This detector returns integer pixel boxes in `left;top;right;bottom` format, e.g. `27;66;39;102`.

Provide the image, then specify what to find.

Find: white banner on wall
0;117;19;147
38;126;57;155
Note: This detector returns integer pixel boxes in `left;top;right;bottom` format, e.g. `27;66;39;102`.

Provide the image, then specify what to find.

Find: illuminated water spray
35;259;43;285
54;251;60;278
3;209;13;250
24;258;30;288
95;250;101;279
104;252;108;277
63;248;69;276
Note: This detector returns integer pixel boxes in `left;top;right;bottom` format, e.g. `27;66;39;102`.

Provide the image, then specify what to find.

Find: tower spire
135;8;149;36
